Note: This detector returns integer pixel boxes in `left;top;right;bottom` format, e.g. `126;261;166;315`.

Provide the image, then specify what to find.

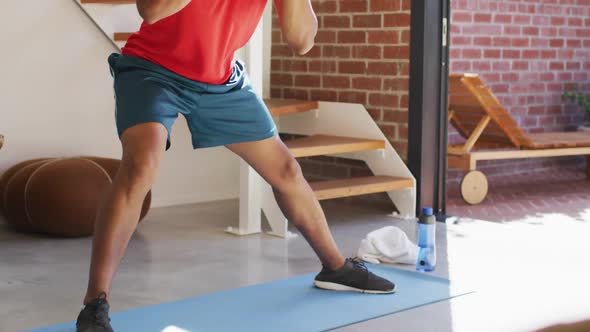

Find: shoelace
93;310;110;328
91;293;111;328
349;258;371;288
350;257;367;269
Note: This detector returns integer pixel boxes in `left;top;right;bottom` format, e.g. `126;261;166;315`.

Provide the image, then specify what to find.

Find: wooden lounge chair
448;73;590;204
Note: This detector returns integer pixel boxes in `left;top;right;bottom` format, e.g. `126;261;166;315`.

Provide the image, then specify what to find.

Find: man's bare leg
226;136;345;270
84;123;168;304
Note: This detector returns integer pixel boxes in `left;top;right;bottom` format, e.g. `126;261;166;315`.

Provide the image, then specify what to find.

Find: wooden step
264;99;318;117
310;176;413;200
114;32;133;42
81;0;135;4
286;135;385;158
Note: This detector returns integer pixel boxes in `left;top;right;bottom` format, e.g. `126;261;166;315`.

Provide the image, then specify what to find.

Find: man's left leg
227;136;344;270
201;59;392;292
226;136;395;293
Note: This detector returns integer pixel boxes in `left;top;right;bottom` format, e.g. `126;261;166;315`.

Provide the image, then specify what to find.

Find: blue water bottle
416;207;436;272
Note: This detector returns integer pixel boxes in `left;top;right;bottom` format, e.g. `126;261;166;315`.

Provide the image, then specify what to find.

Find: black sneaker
314;258;396;294
76;293;113;332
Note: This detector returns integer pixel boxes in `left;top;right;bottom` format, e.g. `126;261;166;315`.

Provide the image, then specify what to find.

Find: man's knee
118;123;167;191
273;158;303;189
119;152;160;191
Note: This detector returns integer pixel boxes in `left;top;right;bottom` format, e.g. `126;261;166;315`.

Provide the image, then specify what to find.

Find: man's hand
274;0;318;55
137;0;192;25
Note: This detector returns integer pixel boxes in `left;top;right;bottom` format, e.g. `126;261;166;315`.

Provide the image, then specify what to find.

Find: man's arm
274;0;318;55
136;0;192;25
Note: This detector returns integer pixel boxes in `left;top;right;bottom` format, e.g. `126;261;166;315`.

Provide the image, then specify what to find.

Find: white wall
0;0;241;208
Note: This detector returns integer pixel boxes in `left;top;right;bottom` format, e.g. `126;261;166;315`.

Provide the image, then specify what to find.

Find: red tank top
122;0;267;84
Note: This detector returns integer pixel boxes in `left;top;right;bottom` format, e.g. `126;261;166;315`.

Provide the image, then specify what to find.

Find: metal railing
72;0;120;51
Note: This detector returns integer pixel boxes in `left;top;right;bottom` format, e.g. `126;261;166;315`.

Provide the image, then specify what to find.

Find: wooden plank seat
525;132;590;149
448;73;590;204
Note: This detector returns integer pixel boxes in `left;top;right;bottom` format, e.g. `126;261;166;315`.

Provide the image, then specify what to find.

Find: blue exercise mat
29;265;470;332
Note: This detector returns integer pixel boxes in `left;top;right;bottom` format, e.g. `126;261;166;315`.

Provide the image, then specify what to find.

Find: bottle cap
422;207;434;216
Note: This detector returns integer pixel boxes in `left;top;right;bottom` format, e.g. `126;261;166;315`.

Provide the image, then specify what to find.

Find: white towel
357;226;418;265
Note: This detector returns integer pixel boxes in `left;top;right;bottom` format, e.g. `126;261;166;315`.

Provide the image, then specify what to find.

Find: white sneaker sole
314;281;396;294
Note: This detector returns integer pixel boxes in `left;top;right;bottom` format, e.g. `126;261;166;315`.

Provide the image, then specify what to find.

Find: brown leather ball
2;160;53;232
0;157;152;237
25;158;112;237
0;158;51;215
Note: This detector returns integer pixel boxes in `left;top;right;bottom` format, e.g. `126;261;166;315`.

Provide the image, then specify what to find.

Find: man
76;1;395;331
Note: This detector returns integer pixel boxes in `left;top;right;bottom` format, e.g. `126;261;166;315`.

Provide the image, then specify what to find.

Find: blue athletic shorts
108;53;277;150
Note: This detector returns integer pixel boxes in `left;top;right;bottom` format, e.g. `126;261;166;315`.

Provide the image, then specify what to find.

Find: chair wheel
460;170;488;205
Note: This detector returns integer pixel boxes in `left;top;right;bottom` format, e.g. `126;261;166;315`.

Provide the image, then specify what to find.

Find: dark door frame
407;0;451;220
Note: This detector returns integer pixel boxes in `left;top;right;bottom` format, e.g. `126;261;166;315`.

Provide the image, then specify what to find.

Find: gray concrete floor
1;200;590;332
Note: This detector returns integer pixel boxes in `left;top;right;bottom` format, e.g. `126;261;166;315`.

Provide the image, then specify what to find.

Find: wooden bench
448;73;590;204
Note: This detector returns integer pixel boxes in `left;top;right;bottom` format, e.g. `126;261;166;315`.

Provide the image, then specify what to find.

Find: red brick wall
271;0;590;201
448;0;590;184
450;0;590;134
271;0;411;159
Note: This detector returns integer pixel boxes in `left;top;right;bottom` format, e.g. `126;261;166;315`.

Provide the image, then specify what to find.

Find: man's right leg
84;122;168;304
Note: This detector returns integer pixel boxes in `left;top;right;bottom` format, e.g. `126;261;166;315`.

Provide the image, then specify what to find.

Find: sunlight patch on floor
444;214;590;332
162;326;191;332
